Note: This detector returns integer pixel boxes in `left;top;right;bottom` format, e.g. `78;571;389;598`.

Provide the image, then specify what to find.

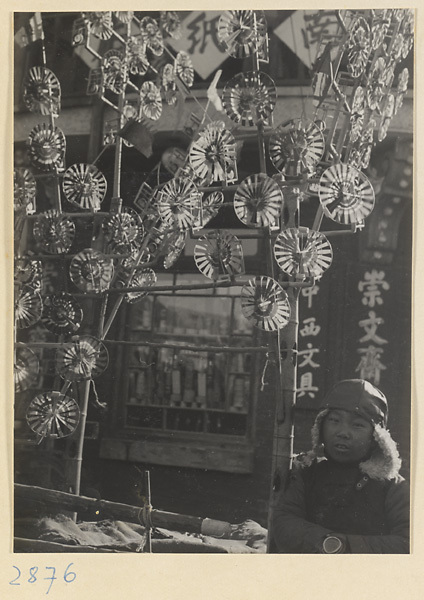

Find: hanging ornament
145;225;167;258
394;68;409;114
56;335;109;381
157;177;201;231
378;94;395;142
174;51;194;88
389;32;404;62
366;57;386;111
274;228;333;280
87;67;105;97
117;248;152;283
240;276;290;332
14;257;42;289
14;168;36;214
383;61;396;90
27;123;66;172
123;268;157;303
217;10;267;58
163;230;187;269
390;9;405;22
114;11;134;23
189;121;237;184
140;17;164;56
23;66;61;116
346;17;371;78
122;102;138;121
72;16;89;46
102;207;145;255
269;119;324;178
139;81;162;121
160;11;182;39
70;248;114;293
370;14;389;50
87;12;113;40
349;86;365;143
194;191;224;229
370;9;390;19
234;173;283;228
62;163;107;211
222;71;276;127
128;36;150;76
14;346;40;393
349;119;375;170
102;49;127;94
26;391;80;439
161;64;178;105
15;285;43;329
134;182;160;220
194;230;244;280
400;11;414;59
33;210;75;254
42;293;83;336
318;163;375;225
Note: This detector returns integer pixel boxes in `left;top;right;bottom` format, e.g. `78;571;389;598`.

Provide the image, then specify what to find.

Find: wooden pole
14;483;233;536
65;381;91;521
143;471;152;552
266;187;301;551
266;285;300;551
17;339;269;353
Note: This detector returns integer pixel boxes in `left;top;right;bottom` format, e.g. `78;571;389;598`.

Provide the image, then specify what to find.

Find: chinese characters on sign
297;284;321;399
273;10;340;69
356;270;390;385
167;11;227;79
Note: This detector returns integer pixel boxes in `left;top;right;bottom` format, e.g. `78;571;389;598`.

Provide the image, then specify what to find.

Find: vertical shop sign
356;269;390;385
297;285;322;400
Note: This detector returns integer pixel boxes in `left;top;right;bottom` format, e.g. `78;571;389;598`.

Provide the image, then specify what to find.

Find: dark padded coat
272;410;410;554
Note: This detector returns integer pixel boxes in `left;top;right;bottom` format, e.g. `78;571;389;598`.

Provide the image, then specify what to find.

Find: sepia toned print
13;9;412;555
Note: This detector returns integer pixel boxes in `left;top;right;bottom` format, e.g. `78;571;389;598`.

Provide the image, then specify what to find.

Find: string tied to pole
260;352;272;391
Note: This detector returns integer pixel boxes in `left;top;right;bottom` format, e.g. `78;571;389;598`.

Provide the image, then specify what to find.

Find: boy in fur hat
272;379;409;553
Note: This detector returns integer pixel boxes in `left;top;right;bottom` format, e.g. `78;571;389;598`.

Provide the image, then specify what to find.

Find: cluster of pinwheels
312;8;413;175
72;10;194;129
15;9;413;438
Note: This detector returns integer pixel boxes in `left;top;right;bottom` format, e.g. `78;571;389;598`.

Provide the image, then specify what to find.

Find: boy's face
322;409;374;463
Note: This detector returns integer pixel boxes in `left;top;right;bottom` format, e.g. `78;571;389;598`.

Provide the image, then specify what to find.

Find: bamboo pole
266;285;300;551
14;484;233;536
17;340;268;353
67;23;127;505
102;280;312;295
266;185;302;552
143;471;152;552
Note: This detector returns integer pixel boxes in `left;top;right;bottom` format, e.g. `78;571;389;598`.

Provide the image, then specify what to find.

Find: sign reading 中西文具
297;283;322;401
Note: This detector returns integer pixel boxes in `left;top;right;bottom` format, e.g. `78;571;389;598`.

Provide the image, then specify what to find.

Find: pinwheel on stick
26;391;80;440
240;276;290;332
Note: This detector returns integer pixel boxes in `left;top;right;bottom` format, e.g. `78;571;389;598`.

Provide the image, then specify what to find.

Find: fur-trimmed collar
293;409;402;481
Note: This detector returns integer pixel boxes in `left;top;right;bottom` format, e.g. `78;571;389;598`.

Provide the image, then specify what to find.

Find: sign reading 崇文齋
356;269;390;385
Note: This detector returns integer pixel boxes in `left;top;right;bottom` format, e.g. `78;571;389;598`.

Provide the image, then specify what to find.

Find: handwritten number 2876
9;563;76;594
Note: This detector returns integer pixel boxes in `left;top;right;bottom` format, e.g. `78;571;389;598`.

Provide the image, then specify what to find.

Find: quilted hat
320;379;388;427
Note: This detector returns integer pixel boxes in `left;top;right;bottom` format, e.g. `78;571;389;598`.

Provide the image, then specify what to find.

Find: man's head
300;379;401;479
321;408;374;463
319;380;387;463
320;379;388;427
